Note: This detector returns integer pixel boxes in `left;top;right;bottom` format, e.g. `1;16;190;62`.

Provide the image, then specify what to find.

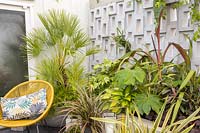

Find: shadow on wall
0;9;28;96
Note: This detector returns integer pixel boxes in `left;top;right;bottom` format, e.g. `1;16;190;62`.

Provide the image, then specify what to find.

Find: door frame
0;0;35;80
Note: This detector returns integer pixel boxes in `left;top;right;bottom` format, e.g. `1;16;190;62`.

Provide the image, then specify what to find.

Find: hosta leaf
125;87;131;97
112;96;121;100
102;93;111;99
103;103;110;110
110;101;118;107
111;91;123;96
125;96;131;101
121;101;129;107
112;107;121;113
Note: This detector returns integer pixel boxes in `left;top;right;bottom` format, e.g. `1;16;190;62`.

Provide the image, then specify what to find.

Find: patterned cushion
0;88;47;120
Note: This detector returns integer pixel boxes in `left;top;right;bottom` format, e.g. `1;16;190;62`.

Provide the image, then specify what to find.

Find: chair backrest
0;80;54;119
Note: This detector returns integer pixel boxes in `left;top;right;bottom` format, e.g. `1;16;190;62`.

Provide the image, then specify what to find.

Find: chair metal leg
36;123;40;133
26;126;30;133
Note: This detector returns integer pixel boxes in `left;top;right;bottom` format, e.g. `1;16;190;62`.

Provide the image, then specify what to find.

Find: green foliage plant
92;93;200;133
59;87;106;133
113;28;131;53
90;50;163;115
22;10;99;114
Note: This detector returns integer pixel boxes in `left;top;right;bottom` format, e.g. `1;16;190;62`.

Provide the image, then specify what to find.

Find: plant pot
84;126;92;133
40;114;66;127
104;113;116;133
65;116;78;130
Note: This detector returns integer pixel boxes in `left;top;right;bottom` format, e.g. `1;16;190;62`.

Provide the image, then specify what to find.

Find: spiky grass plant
60;87;106;133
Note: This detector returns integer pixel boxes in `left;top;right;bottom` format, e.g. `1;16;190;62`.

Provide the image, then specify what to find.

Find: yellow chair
0;80;54;131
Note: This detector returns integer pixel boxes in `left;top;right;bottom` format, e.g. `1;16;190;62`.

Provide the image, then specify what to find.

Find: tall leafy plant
22;10;99;113
152;0;191;80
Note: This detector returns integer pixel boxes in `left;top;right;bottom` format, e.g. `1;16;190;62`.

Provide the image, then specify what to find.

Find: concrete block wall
88;0;199;71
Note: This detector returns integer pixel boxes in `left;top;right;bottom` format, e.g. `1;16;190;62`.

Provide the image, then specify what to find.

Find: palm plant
22;9;99;113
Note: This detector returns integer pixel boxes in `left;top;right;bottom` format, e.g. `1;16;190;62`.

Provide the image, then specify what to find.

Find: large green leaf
114;67;146;88
133;67;146;83
134;93;162;115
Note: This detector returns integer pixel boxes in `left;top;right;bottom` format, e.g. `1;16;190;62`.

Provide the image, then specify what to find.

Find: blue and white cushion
0;88;47;120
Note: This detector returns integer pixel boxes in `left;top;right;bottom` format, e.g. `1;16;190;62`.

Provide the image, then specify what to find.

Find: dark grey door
0;9;28;96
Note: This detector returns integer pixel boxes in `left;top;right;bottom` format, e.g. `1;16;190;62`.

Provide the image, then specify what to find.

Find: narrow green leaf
151;97;167;133
171;92;184;124
178;70;195;93
174;107;200;132
91;117;124;125
181;124;195;133
161;103;175;130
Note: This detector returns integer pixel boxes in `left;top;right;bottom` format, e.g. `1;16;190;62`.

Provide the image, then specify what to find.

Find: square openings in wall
160;35;165;50
110;43;116;57
197;41;200;57
103;23;107;35
118;3;124;15
125;0;131;8
109;5;114;12
182;11;190;28
147;11;153;25
128;32;132;38
112;16;116;26
91;11;94;23
96;9;100;16
103;7;107;18
146;31;152;37
144;0;150;4
128;13;133;25
90;26;94;36
145;43;151;51
137;37;143;45
98;35;101;41
110;16;116;31
96;44;101;49
91;40;95;60
104;39;109;54
118;47;125;57
111;33;115;36
118;21;122;29
136;2;142;13
171;28;176;36
170;7;177;22
97;19;101;31
124;0;133;11
136;19;142;33
108;3;117;15
160;18;165;31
